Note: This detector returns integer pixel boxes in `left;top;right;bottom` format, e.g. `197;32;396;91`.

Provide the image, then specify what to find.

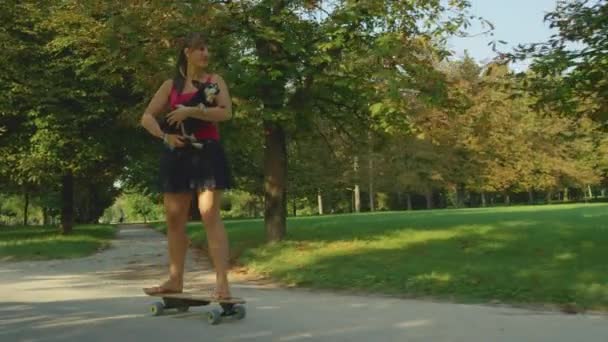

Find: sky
447;0;559;71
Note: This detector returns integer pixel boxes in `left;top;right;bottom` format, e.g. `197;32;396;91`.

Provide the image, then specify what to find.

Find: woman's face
186;45;209;68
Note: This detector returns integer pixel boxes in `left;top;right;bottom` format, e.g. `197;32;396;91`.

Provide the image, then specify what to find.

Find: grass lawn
0;224;116;261
151;203;608;311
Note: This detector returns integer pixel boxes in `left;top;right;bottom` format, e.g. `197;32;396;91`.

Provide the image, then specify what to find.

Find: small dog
160;80;220;149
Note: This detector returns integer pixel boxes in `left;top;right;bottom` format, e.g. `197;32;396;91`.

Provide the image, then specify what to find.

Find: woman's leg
144;192;191;294
197;189;231;298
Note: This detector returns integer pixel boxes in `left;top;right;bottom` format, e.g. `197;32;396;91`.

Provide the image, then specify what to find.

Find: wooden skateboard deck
145;291;246;324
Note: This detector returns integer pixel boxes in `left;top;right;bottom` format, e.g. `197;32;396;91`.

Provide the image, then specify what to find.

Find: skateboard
145;291;246;325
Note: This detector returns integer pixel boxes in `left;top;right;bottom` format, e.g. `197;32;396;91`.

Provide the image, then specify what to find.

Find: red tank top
169;75;220;141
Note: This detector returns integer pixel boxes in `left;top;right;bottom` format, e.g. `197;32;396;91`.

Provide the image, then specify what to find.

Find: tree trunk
587;185;593;199
456;183;465;208
61;171;74;235
563;187;569;202
317;189;323;215
81;192;90;224
396;191;402;209
264;121;287;241
425;188;433;209
354;184;361;213
406;193;412;211
528;189;534;204
368;133;375;212
23;190;29;226
255;1;289;241
353;156;361;213
504;193;510;206
250;197;260;218
292;197;296;217
481;192;487;207
43;207;49;226
546;191;553;204
368;161;374;212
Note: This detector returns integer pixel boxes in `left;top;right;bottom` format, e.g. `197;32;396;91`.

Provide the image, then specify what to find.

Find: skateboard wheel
177;306;189;313
150;302;164;316
207;309;222;325
233;304;246;320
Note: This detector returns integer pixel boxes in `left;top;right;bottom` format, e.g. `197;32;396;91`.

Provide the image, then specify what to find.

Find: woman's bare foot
214;277;231;299
143;278;183;295
213;290;231;299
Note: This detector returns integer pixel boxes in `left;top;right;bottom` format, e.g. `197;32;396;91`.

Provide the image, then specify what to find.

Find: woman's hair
173;32;208;94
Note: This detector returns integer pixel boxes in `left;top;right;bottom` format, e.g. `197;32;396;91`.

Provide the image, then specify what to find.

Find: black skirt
159;139;233;193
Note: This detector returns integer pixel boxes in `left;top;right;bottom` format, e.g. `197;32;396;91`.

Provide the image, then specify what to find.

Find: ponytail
173;49;187;94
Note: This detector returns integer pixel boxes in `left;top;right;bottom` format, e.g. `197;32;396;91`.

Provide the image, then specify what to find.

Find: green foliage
222;190;263;219
1;0;606;229
508;0;608;122
244;204;608;310
0;194;24;225
102;191;163;224
0;223;116;261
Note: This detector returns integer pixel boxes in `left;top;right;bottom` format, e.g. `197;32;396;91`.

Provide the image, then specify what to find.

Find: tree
507;0;608;122
0;1;145;232
92;0;474;240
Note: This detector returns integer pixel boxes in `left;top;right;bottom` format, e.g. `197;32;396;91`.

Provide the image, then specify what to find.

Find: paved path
1;224;606;341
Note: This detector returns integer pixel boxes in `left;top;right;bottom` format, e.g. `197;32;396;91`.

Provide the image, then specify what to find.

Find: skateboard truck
147;292;246;325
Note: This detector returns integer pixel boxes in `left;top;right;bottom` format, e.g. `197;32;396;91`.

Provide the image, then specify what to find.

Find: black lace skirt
158;139;233;193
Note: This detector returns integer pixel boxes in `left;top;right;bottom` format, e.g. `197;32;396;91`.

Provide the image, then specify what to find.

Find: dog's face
203;83;220;104
190;81;219;105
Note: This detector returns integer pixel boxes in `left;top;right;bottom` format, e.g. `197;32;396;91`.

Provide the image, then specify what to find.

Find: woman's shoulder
164;78;175;87
158;79;175;93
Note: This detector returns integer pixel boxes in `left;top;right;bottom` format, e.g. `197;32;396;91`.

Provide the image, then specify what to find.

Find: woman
139;32;233;299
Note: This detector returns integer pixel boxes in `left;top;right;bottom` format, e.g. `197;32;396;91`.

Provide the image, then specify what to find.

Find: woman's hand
164;133;186;149
166;107;192;127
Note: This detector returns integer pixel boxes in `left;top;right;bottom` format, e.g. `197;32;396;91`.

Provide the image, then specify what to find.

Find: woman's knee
198;190;222;226
199;206;219;227
164;193;191;227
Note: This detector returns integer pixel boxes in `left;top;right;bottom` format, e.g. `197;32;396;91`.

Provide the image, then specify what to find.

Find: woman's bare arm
180;74;233;122
140;79;172;139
